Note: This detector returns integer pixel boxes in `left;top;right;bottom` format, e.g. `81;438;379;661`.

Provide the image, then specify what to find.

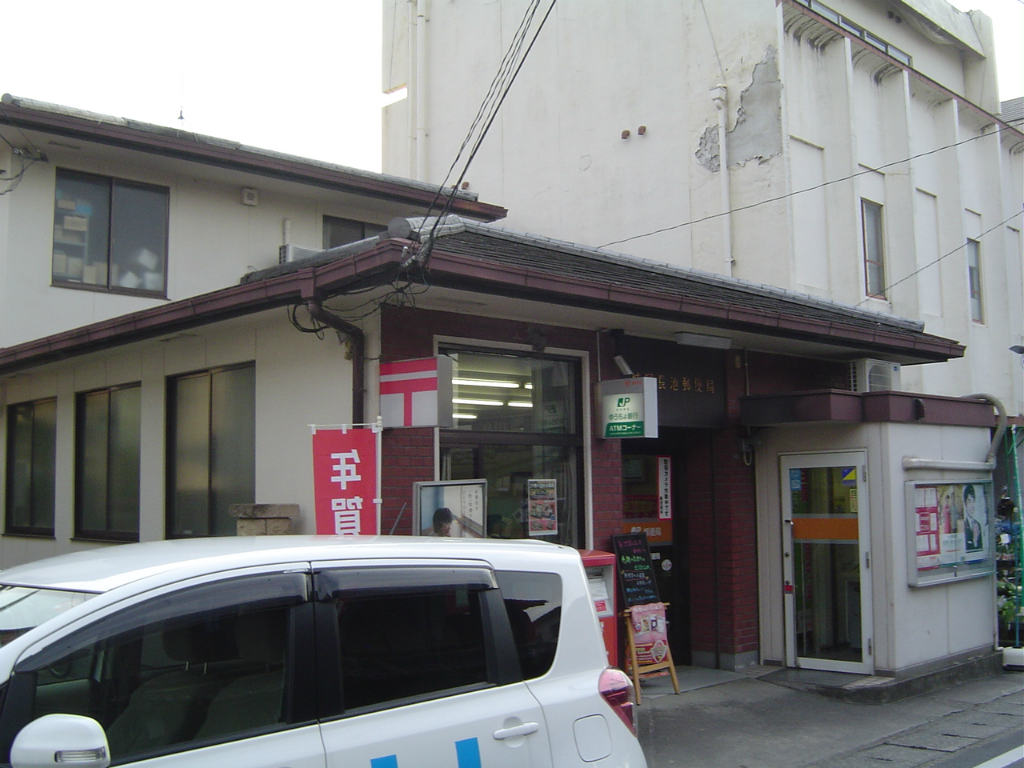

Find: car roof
0;536;576;593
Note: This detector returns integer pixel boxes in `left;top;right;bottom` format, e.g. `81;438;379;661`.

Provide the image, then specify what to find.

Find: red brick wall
687;351;759;660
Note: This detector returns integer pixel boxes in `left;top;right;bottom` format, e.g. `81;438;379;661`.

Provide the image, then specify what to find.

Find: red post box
579;549;618;666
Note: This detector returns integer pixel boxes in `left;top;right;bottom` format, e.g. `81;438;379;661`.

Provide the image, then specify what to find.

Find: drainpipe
415;0;429;181
711;85;734;277
900;393;1006;472
306;300;365;424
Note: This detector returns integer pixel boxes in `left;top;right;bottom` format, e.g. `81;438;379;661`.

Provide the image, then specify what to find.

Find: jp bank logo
372;738;481;768
617;396;631;407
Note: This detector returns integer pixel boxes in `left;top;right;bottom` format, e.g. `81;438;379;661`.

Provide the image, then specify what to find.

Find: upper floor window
75;384;141;541
52;169;169;296
323;215;375;249
861;199;886;299
4;399;56;537
966;239;983;323
167;364;255;537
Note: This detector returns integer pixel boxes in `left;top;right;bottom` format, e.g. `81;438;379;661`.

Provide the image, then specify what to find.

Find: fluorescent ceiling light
453;413;477;420
452;398;504;406
506;401;533;408
453;378;520;388
674;331;732;349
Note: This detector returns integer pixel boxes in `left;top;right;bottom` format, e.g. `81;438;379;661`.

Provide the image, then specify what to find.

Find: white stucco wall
756;420;996;674
382;0;1023;417
0;142;396;349
0;310;360;569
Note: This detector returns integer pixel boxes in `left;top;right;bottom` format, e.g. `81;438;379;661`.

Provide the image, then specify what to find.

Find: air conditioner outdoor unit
849;358;901;392
278;244;320;264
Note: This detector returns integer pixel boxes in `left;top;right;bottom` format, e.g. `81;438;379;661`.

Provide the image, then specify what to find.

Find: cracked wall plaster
696;125;720;172
695;46;783;171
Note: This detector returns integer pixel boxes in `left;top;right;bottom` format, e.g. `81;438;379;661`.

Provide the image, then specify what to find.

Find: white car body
0;536;647;768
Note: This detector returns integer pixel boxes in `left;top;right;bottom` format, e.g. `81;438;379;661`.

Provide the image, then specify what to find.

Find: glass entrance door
781;452;872;673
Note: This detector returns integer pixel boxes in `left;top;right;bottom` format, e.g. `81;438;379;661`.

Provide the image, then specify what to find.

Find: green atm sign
598;378;658;439
605;395;644;437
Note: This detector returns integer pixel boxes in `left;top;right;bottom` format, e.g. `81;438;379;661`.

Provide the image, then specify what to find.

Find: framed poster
527;479;558;537
413;479;487;537
906;479;994;586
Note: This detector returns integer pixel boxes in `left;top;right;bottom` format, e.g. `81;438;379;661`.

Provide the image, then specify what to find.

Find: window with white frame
861;199;886;299
966;239;983;323
52;169;169;296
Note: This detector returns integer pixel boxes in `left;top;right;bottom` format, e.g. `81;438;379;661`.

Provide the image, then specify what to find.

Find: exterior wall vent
849;358;901;392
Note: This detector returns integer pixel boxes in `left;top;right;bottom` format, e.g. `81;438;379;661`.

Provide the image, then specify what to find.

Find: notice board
612;532;660;607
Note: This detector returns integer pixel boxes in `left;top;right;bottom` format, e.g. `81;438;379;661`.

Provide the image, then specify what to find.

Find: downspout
415;0;429;182
306;300;365;424
901;393;1006;472
711;85;734;277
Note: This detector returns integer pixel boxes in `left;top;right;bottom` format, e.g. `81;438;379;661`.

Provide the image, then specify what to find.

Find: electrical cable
854;205;1023;307
598;121;1024;249
420;0;557;263
417;0;544;233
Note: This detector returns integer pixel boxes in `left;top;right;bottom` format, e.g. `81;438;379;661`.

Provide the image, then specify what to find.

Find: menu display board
612;532;660;607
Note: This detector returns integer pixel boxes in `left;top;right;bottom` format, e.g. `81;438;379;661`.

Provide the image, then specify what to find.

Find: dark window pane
111;183;167;293
6;404;35;529
210;367;255;536
109;387;141;535
78;392;110;533
335;587;488;711
170;375;212;536
53;172;110;287
323;216;368;249
30;400;56;531
496;571;562;679
168;366;254;538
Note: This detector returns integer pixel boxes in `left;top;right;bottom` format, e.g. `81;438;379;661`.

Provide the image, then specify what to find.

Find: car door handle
493;722;539;740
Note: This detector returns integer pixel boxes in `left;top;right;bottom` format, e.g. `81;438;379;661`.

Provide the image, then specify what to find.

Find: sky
1;0;1021;175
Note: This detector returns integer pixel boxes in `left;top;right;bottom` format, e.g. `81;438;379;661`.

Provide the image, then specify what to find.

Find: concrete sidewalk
636;665;1024;768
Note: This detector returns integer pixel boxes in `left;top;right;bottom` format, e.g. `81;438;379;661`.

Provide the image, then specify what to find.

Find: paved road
637;667;1023;768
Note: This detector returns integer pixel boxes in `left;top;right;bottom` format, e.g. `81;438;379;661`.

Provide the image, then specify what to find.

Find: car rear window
495;571;561;679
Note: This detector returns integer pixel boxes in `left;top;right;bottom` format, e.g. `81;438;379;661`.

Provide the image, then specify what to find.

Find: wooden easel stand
623;603;680;704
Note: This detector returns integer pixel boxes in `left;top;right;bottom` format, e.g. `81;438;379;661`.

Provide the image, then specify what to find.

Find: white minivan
0;536;647;767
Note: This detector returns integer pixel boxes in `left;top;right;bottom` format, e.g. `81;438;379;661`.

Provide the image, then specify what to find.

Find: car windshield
0;585;94;648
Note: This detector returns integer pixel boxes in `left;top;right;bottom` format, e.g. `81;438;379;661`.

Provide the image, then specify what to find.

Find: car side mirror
11;714;110;768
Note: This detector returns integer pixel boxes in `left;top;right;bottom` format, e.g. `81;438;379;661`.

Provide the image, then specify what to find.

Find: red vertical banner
312;428;379;535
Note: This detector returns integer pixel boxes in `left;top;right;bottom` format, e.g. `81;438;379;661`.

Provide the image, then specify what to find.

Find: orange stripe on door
792;517;859;541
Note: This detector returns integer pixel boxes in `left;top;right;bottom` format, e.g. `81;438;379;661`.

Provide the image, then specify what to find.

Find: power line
418;0;557;262
597;121;1024;249
417;0;545;233
855;205;1024;307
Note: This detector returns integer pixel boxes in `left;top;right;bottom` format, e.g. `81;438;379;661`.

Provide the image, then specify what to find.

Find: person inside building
432;507;454;536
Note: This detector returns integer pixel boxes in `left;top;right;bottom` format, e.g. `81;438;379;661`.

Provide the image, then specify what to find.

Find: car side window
0;573;308;766
495;570;562;679
334;586;488;711
314;566;519;715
